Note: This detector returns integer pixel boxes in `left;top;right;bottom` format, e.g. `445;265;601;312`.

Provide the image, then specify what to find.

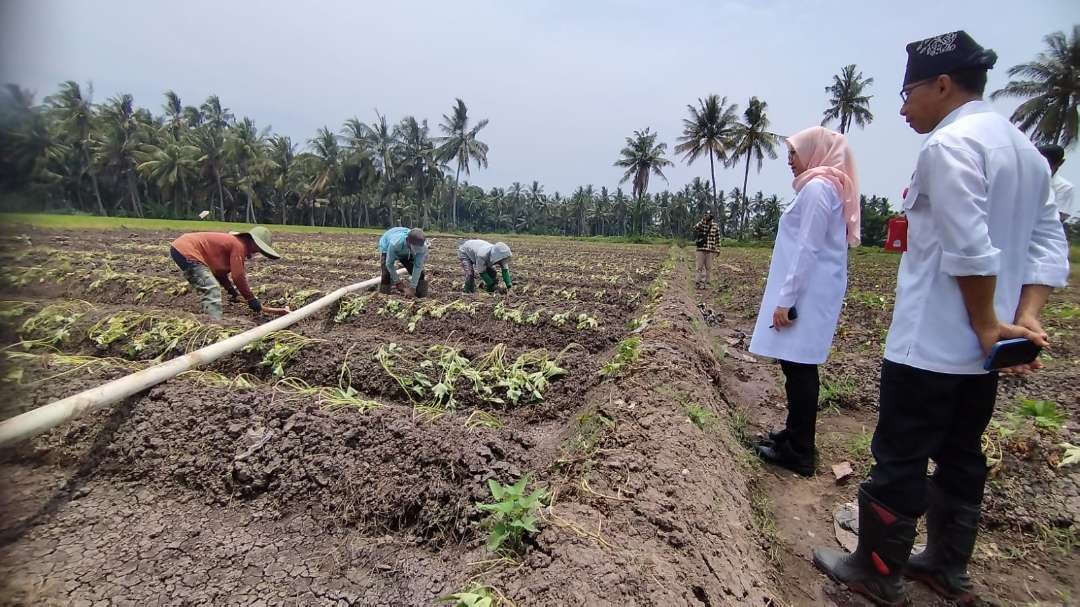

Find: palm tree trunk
127;171;143;217
709;150;723;237
215;171;225;220
741;152;752;239
452;163;462;228
87;162;107;216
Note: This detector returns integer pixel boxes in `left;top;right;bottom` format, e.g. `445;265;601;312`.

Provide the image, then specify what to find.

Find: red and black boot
813;487;916;606
904;481;980;604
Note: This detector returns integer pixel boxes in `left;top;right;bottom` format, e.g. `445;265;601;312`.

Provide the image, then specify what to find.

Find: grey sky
2;0;1078;205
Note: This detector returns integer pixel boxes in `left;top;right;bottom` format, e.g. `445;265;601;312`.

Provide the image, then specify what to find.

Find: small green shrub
476;476;547;554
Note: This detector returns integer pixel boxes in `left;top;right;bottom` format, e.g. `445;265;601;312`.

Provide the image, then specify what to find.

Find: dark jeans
863;359;998;518
170;246;193;271
379;253;428;297
780;360;819;454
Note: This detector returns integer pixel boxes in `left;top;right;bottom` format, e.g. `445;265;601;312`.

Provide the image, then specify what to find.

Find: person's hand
771;306;793;330
975;321;1048;375
260;306;292;317
403;286;416;299
393;281;406;293
1013;313;1048;344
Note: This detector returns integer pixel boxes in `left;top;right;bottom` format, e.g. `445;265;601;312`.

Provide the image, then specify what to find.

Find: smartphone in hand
983;338;1041;371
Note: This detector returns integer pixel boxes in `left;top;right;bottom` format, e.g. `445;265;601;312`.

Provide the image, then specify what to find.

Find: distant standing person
812;32;1069;606
748;126;860;477
1037;144;1077;232
692;213;720;288
169;226;290;321
458;239;513;293
378;227;429;298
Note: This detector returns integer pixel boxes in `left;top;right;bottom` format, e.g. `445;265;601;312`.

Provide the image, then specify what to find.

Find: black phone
983;338;1041;371
789;306;798;321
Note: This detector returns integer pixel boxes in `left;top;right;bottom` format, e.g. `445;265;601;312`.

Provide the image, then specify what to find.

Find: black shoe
905;481;980;604
813;487;916;607
755;438;815;477
758;428;789;447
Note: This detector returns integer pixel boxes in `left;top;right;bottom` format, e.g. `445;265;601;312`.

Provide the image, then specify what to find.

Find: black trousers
379;253;428;297
863;359;998;518
780;360;819;454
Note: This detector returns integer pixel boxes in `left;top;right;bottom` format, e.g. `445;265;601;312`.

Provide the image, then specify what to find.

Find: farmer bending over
170;226;290;321
458;239;513;293
378;227;429;298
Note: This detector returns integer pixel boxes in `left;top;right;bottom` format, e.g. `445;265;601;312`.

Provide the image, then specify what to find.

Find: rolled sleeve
1025;181;1070;287
921;143;1001;277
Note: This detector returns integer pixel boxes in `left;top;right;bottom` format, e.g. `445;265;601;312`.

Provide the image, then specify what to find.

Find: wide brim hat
230;225;281;259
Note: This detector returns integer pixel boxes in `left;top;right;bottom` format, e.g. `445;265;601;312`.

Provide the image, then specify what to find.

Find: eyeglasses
899;79;934;103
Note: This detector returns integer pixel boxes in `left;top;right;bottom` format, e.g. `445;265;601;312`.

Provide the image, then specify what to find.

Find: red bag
884;215;908;253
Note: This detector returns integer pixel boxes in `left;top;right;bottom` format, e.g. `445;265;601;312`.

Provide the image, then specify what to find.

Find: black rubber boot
755;436;815;477
813;487;916;607
905;481;980;604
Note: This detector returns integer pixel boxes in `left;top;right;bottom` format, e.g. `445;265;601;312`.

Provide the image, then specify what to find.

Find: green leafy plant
599;336;641;377
819;375;857;412
1009;398;1067;431
19;301;94;348
686;403;717;431
575;313;598;330
476;475;547;554
439;585;496;607
244;331;317;377
334;293;374;323
1058;443;1080;468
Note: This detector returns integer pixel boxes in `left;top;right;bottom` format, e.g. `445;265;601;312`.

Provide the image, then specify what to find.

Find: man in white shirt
813;31;1070;607
1038;144;1078;229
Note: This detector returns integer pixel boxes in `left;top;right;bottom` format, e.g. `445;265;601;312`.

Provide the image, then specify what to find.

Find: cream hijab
788;126;860;247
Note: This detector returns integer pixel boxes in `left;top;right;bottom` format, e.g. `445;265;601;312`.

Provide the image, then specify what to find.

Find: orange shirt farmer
170;226;289;320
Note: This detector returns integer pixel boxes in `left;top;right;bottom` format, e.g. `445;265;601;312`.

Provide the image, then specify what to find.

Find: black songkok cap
903;31;997;87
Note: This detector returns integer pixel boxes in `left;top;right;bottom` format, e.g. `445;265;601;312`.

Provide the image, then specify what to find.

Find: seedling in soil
563;412;614;459
275;377;382;413
575;313;598;330
439;583;516;607
244;331;317;377
599;336;641;377
377;342;571;410
465;409;504;429
0;301;30;323
476;475;547;555
18;301;95;348
685;403;717;431
1058;443;1080;468
285;288;322;309
1008;398;1067;432
334;293;374;323
550;311;571;327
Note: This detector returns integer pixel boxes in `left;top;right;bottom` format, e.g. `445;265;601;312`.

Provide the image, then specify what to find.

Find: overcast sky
2;0;1077;205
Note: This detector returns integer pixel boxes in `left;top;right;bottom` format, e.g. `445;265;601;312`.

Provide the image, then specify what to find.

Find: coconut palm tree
614;127;673;235
162;90;185;138
730;98;781;238
991;25;1080;147
45;81;106;214
821;64;875;134
345;112;400;225
267;135;298;224
136;131;199;217
436;98;489;227
307;126;341;226
397;116;441;226
96;93;145;217
674;94;739;234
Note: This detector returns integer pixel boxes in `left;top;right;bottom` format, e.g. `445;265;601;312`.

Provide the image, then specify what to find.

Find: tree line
0;26;1074;244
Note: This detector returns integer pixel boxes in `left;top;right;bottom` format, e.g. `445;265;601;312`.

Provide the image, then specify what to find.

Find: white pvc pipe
0;269;406;448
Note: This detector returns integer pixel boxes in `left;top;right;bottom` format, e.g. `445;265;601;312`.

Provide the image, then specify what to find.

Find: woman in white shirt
749;126;860;476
